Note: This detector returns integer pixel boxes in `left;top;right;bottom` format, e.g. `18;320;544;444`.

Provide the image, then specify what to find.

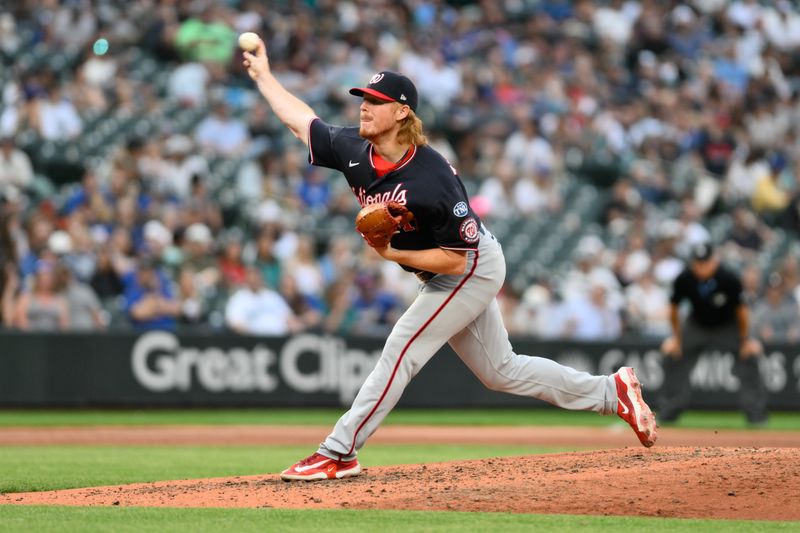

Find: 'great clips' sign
0;331;797;408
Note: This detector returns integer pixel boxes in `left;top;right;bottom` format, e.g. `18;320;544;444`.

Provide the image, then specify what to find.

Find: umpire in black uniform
659;242;768;424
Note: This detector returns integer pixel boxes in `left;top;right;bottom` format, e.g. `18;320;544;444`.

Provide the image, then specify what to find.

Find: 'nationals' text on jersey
308;118;482;261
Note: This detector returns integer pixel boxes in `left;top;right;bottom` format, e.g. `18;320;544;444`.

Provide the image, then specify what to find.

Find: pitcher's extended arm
243;37;316;145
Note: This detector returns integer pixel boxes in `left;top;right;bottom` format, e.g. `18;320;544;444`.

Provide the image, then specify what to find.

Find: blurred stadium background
1;0;800;409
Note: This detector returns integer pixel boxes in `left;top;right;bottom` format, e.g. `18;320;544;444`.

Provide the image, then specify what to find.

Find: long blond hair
397;109;428;146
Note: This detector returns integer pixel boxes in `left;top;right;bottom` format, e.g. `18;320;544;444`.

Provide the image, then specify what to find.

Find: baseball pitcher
242;36;658;482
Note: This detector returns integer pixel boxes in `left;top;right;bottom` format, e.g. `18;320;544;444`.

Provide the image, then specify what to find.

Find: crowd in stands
1;0;800;342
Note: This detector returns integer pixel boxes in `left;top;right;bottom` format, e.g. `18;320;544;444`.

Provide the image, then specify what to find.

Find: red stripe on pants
347;251;480;455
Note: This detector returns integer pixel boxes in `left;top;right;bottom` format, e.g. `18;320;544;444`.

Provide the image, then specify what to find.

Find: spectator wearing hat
51;226;96;283
659;241;768;425
142;220;173;261
182;223;219;293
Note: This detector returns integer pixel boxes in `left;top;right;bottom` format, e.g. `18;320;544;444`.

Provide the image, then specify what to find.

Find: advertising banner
0;332;798;408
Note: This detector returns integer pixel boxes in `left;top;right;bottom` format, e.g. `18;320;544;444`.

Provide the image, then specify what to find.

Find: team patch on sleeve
459;218;480;244
453;201;468;217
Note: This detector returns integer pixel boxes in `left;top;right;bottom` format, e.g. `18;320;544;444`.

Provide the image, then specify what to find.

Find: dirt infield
2;426;799;520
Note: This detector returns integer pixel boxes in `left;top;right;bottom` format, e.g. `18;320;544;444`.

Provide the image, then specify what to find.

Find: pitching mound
3;447;799;520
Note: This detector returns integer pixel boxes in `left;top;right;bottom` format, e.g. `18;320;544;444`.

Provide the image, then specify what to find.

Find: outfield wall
1;331;798;408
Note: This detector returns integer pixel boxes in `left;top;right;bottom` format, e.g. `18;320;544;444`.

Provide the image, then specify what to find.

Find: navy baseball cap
350;71;418;112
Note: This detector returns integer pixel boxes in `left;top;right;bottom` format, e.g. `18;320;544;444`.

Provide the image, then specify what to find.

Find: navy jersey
308;118;482;259
670;265;743;327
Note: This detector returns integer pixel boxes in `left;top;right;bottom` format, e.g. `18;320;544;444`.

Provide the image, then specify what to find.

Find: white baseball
238;32;260;52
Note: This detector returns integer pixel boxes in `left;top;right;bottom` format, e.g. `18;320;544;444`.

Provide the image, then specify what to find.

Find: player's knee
482;373;513;392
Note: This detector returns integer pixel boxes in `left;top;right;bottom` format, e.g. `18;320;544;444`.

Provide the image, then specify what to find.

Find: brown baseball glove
355;201;414;248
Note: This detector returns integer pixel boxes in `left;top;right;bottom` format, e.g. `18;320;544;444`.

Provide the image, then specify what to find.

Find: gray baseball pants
319;231;618;461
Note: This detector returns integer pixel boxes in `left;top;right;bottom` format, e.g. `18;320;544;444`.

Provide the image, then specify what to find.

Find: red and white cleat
614;367;658;447
280;452;362;482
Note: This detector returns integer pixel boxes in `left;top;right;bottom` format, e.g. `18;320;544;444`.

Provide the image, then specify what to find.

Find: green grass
0;444;561;493
1;411;796;531
0;507;796;533
1;408;798;430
